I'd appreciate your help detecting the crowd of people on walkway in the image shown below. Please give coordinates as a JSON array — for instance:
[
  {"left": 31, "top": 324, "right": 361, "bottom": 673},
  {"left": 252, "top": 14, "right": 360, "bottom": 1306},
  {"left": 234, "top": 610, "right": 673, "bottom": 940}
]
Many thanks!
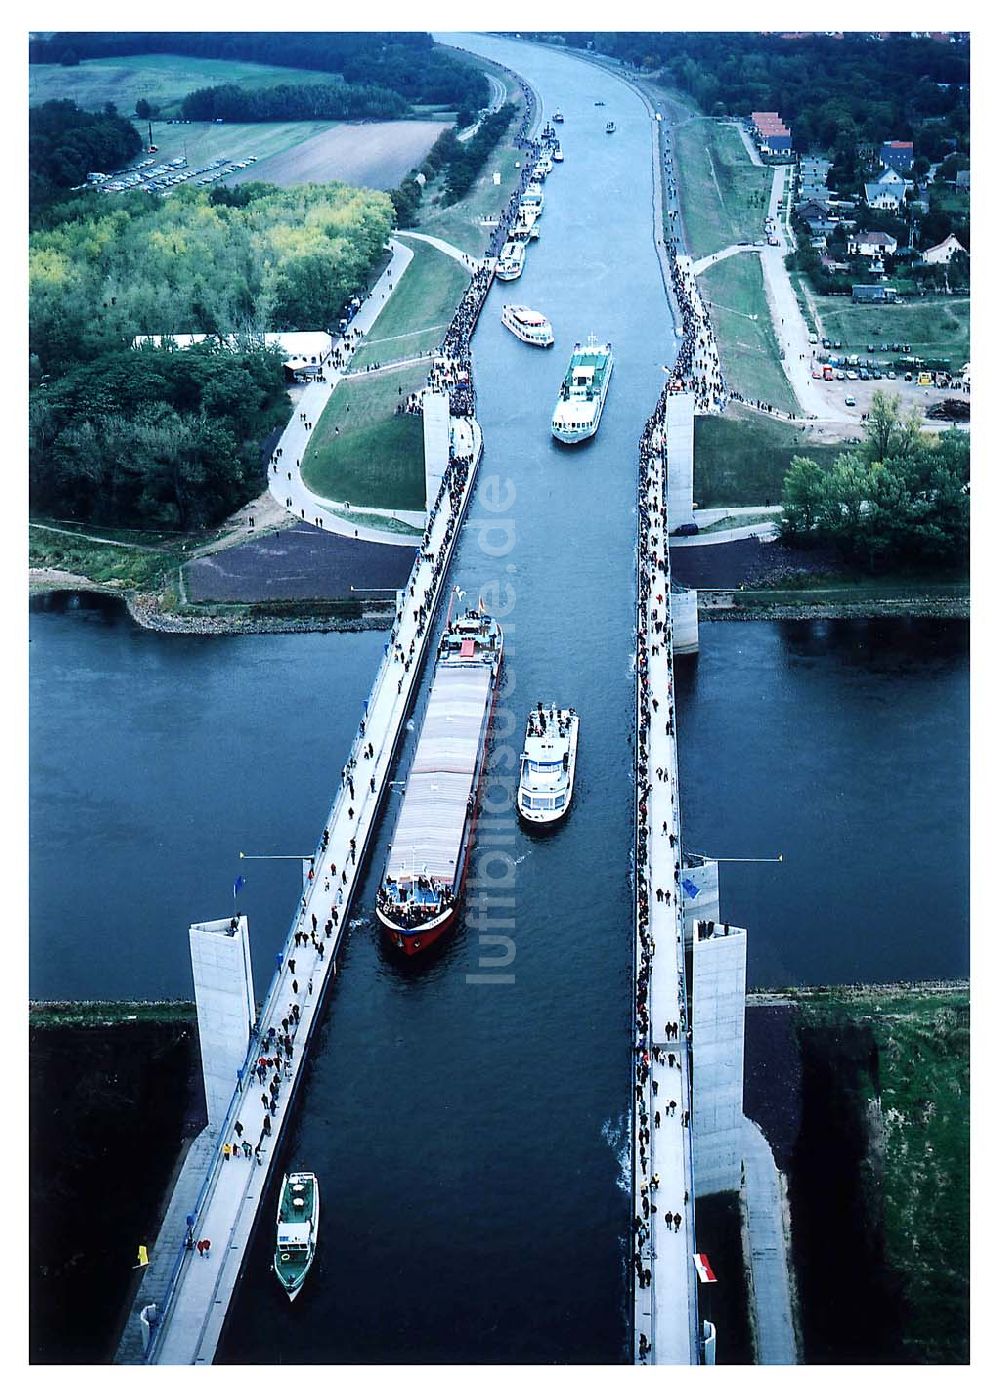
[
  {"left": 658, "top": 140, "right": 726, "bottom": 414},
  {"left": 632, "top": 400, "right": 695, "bottom": 1363}
]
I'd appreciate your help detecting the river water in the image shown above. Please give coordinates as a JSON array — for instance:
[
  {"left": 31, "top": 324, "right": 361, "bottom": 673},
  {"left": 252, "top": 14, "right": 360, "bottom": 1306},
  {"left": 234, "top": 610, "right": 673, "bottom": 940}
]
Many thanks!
[{"left": 28, "top": 34, "right": 968, "bottom": 1364}]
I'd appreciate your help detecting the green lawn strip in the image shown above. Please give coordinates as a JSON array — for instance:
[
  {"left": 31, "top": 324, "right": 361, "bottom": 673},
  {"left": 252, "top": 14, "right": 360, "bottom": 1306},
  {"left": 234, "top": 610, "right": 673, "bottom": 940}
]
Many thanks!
[
  {"left": 811, "top": 297, "right": 970, "bottom": 370},
  {"left": 127, "top": 120, "right": 339, "bottom": 175},
  {"left": 350, "top": 238, "right": 469, "bottom": 369},
  {"left": 674, "top": 118, "right": 771, "bottom": 260},
  {"left": 800, "top": 988, "right": 969, "bottom": 1364},
  {"left": 698, "top": 256, "right": 798, "bottom": 415},
  {"left": 693, "top": 409, "right": 843, "bottom": 508},
  {"left": 302, "top": 363, "right": 429, "bottom": 510},
  {"left": 29, "top": 54, "right": 339, "bottom": 115},
  {"left": 30, "top": 1000, "right": 196, "bottom": 1027},
  {"left": 322, "top": 508, "right": 421, "bottom": 537},
  {"left": 696, "top": 509, "right": 781, "bottom": 534}
]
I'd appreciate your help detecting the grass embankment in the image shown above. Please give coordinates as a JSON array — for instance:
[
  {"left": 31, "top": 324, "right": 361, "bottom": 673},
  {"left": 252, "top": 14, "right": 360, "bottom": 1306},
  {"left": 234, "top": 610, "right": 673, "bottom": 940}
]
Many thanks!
[
  {"left": 30, "top": 1000, "right": 196, "bottom": 1027},
  {"left": 694, "top": 407, "right": 842, "bottom": 507},
  {"left": 810, "top": 297, "right": 970, "bottom": 371},
  {"left": 698, "top": 256, "right": 798, "bottom": 414},
  {"left": 28, "top": 53, "right": 340, "bottom": 115},
  {"left": 673, "top": 118, "right": 772, "bottom": 260},
  {"left": 350, "top": 238, "right": 470, "bottom": 369},
  {"left": 415, "top": 77, "right": 525, "bottom": 257},
  {"left": 798, "top": 985, "right": 969, "bottom": 1364},
  {"left": 29, "top": 522, "right": 188, "bottom": 590},
  {"left": 302, "top": 362, "right": 430, "bottom": 511}
]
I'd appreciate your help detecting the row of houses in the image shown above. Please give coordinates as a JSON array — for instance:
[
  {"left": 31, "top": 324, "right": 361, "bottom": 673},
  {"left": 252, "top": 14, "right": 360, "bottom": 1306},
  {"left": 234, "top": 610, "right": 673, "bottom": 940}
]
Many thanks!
[
  {"left": 749, "top": 110, "right": 793, "bottom": 155},
  {"left": 794, "top": 140, "right": 967, "bottom": 274}
]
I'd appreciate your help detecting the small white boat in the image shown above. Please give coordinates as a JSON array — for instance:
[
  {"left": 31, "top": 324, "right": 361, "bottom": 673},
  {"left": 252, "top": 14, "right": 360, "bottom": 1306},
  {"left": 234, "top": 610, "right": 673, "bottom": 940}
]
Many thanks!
[
  {"left": 553, "top": 110, "right": 565, "bottom": 123},
  {"left": 502, "top": 304, "right": 554, "bottom": 347},
  {"left": 274, "top": 1172, "right": 319, "bottom": 1302},
  {"left": 496, "top": 240, "right": 527, "bottom": 281},
  {"left": 552, "top": 145, "right": 564, "bottom": 163},
  {"left": 606, "top": 121, "right": 616, "bottom": 134},
  {"left": 517, "top": 705, "right": 579, "bottom": 825}
]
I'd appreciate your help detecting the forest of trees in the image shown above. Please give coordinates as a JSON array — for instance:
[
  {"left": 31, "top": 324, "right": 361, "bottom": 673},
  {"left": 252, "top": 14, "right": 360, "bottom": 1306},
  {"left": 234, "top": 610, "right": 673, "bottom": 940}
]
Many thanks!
[
  {"left": 179, "top": 80, "right": 407, "bottom": 123},
  {"left": 29, "top": 182, "right": 393, "bottom": 529},
  {"left": 29, "top": 31, "right": 489, "bottom": 123},
  {"left": 780, "top": 392, "right": 969, "bottom": 571},
  {"left": 29, "top": 99, "right": 142, "bottom": 208},
  {"left": 548, "top": 32, "right": 969, "bottom": 161}
]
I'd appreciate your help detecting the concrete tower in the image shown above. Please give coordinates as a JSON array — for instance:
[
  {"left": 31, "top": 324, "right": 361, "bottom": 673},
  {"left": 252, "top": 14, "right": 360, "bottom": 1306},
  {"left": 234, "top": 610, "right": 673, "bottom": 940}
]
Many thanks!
[{"left": 188, "top": 916, "right": 256, "bottom": 1129}]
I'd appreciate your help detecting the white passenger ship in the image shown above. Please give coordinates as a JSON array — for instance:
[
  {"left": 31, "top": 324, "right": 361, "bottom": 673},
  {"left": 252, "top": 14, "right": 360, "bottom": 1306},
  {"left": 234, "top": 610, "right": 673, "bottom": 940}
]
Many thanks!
[
  {"left": 551, "top": 338, "right": 614, "bottom": 443},
  {"left": 501, "top": 304, "right": 554, "bottom": 347},
  {"left": 496, "top": 240, "right": 527, "bottom": 281},
  {"left": 517, "top": 704, "right": 579, "bottom": 825}
]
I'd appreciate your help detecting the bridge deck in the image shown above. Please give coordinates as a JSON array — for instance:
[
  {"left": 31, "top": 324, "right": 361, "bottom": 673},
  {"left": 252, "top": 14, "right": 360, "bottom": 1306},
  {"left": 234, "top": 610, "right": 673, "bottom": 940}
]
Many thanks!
[
  {"left": 133, "top": 418, "right": 482, "bottom": 1365},
  {"left": 633, "top": 430, "right": 699, "bottom": 1365}
]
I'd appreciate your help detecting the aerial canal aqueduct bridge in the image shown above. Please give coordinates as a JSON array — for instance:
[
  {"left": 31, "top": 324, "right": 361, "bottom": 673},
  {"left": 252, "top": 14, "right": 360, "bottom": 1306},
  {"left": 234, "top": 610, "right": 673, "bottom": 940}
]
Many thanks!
[{"left": 118, "top": 398, "right": 484, "bottom": 1365}]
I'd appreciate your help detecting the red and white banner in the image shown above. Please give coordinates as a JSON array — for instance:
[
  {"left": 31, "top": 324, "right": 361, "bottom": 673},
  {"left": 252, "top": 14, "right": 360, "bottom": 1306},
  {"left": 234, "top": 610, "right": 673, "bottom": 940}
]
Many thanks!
[{"left": 693, "top": 1253, "right": 717, "bottom": 1284}]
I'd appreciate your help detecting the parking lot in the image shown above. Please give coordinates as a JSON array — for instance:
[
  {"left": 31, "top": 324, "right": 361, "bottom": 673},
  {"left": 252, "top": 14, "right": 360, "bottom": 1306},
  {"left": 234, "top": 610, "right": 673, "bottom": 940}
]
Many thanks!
[
  {"left": 88, "top": 151, "right": 260, "bottom": 195},
  {"left": 807, "top": 336, "right": 969, "bottom": 424}
]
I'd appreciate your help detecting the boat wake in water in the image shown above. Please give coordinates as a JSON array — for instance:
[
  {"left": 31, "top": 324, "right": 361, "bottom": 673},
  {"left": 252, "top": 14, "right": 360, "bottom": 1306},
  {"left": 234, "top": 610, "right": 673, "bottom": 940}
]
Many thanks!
[{"left": 601, "top": 1115, "right": 631, "bottom": 1194}]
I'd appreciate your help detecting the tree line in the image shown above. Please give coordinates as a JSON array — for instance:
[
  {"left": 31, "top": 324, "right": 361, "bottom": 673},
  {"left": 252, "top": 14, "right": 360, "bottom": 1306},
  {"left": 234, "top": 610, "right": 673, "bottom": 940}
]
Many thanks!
[
  {"left": 180, "top": 80, "right": 408, "bottom": 123},
  {"left": 781, "top": 392, "right": 969, "bottom": 571},
  {"left": 30, "top": 181, "right": 393, "bottom": 530},
  {"left": 30, "top": 99, "right": 142, "bottom": 208},
  {"left": 391, "top": 103, "right": 516, "bottom": 226},
  {"left": 29, "top": 31, "right": 488, "bottom": 123},
  {"left": 547, "top": 32, "right": 969, "bottom": 163}
]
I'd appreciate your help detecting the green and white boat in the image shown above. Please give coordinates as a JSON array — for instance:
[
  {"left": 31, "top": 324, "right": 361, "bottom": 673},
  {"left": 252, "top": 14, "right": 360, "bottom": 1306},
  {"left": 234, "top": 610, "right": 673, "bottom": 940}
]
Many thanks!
[
  {"left": 274, "top": 1171, "right": 319, "bottom": 1301},
  {"left": 551, "top": 337, "right": 614, "bottom": 443}
]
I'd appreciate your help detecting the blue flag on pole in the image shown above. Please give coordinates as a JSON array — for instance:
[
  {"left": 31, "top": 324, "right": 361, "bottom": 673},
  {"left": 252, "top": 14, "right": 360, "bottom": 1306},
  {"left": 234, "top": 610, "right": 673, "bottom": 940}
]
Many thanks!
[{"left": 233, "top": 874, "right": 246, "bottom": 900}]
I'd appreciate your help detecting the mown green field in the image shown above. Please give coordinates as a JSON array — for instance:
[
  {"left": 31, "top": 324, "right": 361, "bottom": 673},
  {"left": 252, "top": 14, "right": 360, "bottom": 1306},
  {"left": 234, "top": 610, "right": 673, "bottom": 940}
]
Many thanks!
[
  {"left": 351, "top": 237, "right": 470, "bottom": 368},
  {"left": 302, "top": 363, "right": 430, "bottom": 510},
  {"left": 29, "top": 522, "right": 185, "bottom": 589},
  {"left": 698, "top": 255, "right": 798, "bottom": 414},
  {"left": 673, "top": 118, "right": 772, "bottom": 260},
  {"left": 799, "top": 985, "right": 969, "bottom": 1365},
  {"left": 694, "top": 408, "right": 843, "bottom": 507},
  {"left": 29, "top": 54, "right": 340, "bottom": 116},
  {"left": 813, "top": 297, "right": 970, "bottom": 370},
  {"left": 115, "top": 120, "right": 340, "bottom": 176}
]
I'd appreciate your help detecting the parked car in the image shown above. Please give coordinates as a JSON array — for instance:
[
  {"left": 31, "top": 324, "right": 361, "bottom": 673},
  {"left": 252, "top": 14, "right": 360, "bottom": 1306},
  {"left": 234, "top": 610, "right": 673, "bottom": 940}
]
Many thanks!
[
  {"left": 673, "top": 522, "right": 699, "bottom": 537},
  {"left": 811, "top": 370, "right": 822, "bottom": 379},
  {"left": 833, "top": 341, "right": 842, "bottom": 349},
  {"left": 870, "top": 370, "right": 882, "bottom": 380},
  {"left": 822, "top": 338, "right": 831, "bottom": 349},
  {"left": 859, "top": 370, "right": 870, "bottom": 381},
  {"left": 808, "top": 333, "right": 818, "bottom": 344},
  {"left": 887, "top": 371, "right": 896, "bottom": 379},
  {"left": 846, "top": 370, "right": 858, "bottom": 380},
  {"left": 845, "top": 395, "right": 857, "bottom": 406},
  {"left": 836, "top": 370, "right": 846, "bottom": 380}
]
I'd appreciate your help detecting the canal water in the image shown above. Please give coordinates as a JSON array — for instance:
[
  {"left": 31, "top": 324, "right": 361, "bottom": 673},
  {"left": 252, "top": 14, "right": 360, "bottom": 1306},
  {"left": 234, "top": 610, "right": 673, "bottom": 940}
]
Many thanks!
[{"left": 28, "top": 35, "right": 969, "bottom": 1364}]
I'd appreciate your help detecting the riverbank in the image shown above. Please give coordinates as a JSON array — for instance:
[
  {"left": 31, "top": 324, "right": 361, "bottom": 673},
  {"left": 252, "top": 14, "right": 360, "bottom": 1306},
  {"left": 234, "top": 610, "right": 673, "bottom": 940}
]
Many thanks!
[
  {"left": 745, "top": 981, "right": 969, "bottom": 1365},
  {"left": 699, "top": 589, "right": 969, "bottom": 621},
  {"left": 29, "top": 1007, "right": 204, "bottom": 1363}
]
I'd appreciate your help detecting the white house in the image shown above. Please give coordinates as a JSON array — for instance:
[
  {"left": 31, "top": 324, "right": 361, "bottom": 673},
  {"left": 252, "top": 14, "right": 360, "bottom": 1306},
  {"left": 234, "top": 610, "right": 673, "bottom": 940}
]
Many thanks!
[
  {"left": 847, "top": 231, "right": 898, "bottom": 258},
  {"left": 877, "top": 167, "right": 906, "bottom": 187},
  {"left": 922, "top": 233, "right": 967, "bottom": 265},
  {"left": 864, "top": 182, "right": 902, "bottom": 210}
]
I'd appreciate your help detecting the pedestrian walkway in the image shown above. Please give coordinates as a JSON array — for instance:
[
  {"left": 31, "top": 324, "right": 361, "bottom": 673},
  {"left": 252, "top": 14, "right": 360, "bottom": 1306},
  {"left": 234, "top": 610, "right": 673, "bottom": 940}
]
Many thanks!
[
  {"left": 136, "top": 418, "right": 484, "bottom": 1366},
  {"left": 264, "top": 239, "right": 426, "bottom": 546},
  {"left": 742, "top": 1116, "right": 798, "bottom": 1364},
  {"left": 397, "top": 230, "right": 485, "bottom": 270},
  {"left": 633, "top": 427, "right": 699, "bottom": 1367}
]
